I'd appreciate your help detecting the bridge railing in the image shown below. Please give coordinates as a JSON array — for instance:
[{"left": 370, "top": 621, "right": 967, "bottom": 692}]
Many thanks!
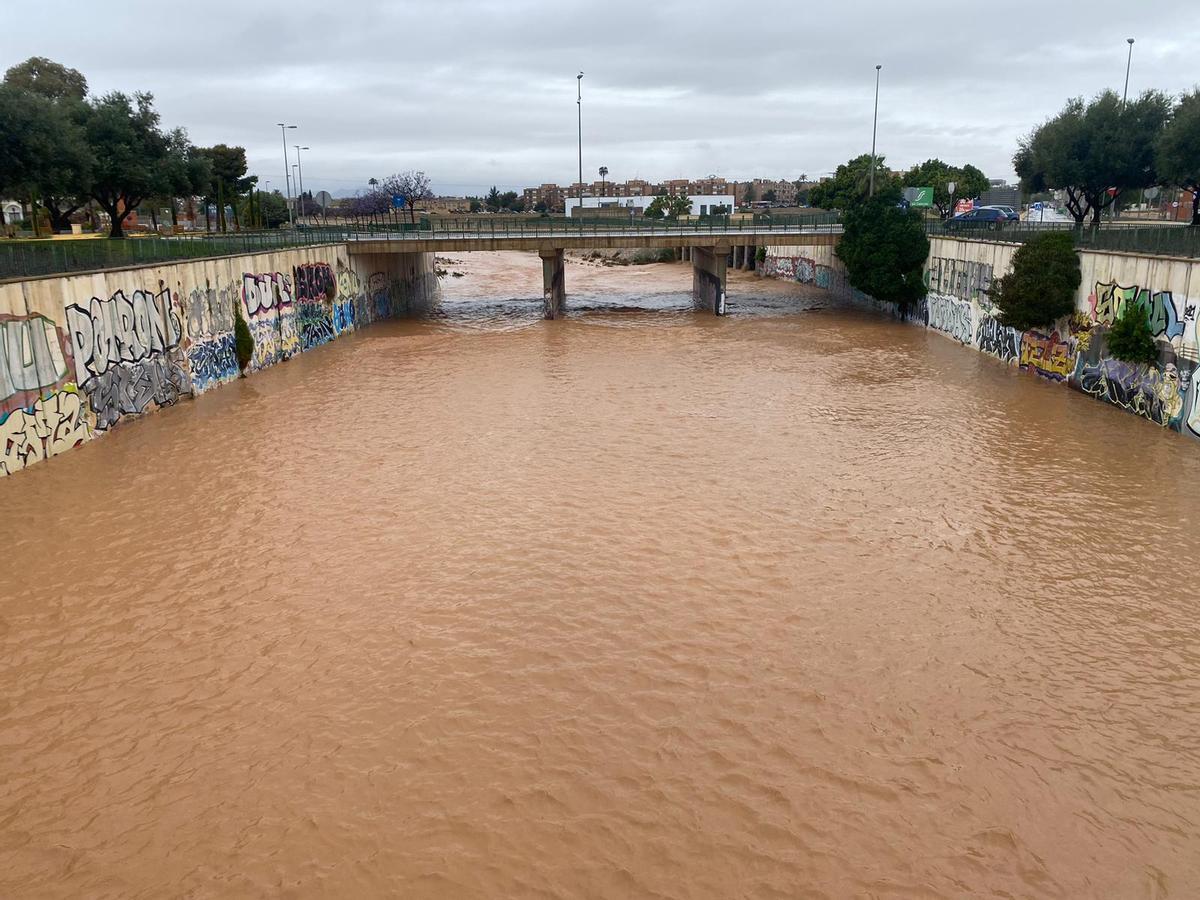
[
  {"left": 342, "top": 211, "right": 842, "bottom": 240},
  {"left": 0, "top": 214, "right": 845, "bottom": 281}
]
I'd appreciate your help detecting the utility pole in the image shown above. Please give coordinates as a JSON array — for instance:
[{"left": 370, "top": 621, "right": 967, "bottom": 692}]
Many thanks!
[
  {"left": 1123, "top": 38, "right": 1135, "bottom": 106},
  {"left": 277, "top": 123, "right": 297, "bottom": 227},
  {"left": 869, "top": 65, "right": 882, "bottom": 197},
  {"left": 577, "top": 72, "right": 584, "bottom": 214},
  {"left": 295, "top": 145, "right": 309, "bottom": 223}
]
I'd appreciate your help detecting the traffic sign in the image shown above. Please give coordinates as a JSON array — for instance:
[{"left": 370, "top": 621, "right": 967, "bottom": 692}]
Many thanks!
[{"left": 392, "top": 194, "right": 406, "bottom": 209}]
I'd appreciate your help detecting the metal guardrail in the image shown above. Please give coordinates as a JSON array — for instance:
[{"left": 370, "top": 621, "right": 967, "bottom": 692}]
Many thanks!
[
  {"left": 1, "top": 217, "right": 845, "bottom": 280},
  {"left": 928, "top": 220, "right": 1200, "bottom": 259}
]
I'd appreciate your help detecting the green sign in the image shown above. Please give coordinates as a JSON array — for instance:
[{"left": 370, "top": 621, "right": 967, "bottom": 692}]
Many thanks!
[{"left": 911, "top": 187, "right": 934, "bottom": 208}]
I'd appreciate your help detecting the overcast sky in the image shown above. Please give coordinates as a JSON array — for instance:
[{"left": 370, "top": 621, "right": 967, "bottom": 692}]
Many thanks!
[{"left": 5, "top": 1, "right": 1198, "bottom": 198}]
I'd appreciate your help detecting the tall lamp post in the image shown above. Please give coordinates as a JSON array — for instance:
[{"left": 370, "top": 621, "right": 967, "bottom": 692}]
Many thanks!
[
  {"left": 577, "top": 72, "right": 584, "bottom": 212},
  {"left": 1122, "top": 37, "right": 1135, "bottom": 105},
  {"left": 277, "top": 123, "right": 297, "bottom": 226},
  {"left": 868, "top": 64, "right": 882, "bottom": 197},
  {"left": 294, "top": 145, "right": 309, "bottom": 223}
]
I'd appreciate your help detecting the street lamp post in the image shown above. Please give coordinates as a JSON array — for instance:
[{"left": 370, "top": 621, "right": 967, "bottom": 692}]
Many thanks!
[
  {"left": 292, "top": 164, "right": 299, "bottom": 222},
  {"left": 577, "top": 72, "right": 584, "bottom": 212},
  {"left": 277, "top": 123, "right": 297, "bottom": 226},
  {"left": 294, "top": 145, "right": 309, "bottom": 223},
  {"left": 1123, "top": 38, "right": 1135, "bottom": 105},
  {"left": 868, "top": 65, "right": 882, "bottom": 197}
]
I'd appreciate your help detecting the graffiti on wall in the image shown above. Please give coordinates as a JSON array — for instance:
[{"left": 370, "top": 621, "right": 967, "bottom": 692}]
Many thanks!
[
  {"left": 65, "top": 288, "right": 192, "bottom": 430},
  {"left": 1019, "top": 329, "right": 1076, "bottom": 381},
  {"left": 368, "top": 273, "right": 391, "bottom": 320},
  {"left": 975, "top": 314, "right": 1021, "bottom": 364},
  {"left": 335, "top": 267, "right": 364, "bottom": 333},
  {"left": 1078, "top": 358, "right": 1184, "bottom": 427},
  {"left": 762, "top": 255, "right": 817, "bottom": 284},
  {"left": 184, "top": 284, "right": 239, "bottom": 391},
  {"left": 2, "top": 313, "right": 73, "bottom": 415},
  {"left": 242, "top": 272, "right": 299, "bottom": 368},
  {"left": 1, "top": 387, "right": 89, "bottom": 476},
  {"left": 1089, "top": 281, "right": 1186, "bottom": 341},
  {"left": 927, "top": 293, "right": 973, "bottom": 344},
  {"left": 928, "top": 258, "right": 993, "bottom": 303},
  {"left": 294, "top": 263, "right": 336, "bottom": 351}
]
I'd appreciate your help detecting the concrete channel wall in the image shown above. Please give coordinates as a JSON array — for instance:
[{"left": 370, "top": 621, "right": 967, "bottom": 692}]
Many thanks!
[
  {"left": 1, "top": 243, "right": 435, "bottom": 478},
  {"left": 762, "top": 237, "right": 1200, "bottom": 440}
]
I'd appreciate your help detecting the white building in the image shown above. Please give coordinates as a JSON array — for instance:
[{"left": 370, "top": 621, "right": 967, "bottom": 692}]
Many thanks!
[
  {"left": 564, "top": 194, "right": 735, "bottom": 218},
  {"left": 2, "top": 199, "right": 23, "bottom": 223}
]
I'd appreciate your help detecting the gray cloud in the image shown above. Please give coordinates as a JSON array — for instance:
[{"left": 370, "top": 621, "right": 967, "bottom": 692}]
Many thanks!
[{"left": 6, "top": 0, "right": 1198, "bottom": 196}]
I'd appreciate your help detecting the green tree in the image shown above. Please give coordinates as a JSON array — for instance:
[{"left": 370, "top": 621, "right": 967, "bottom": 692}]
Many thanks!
[
  {"left": 3, "top": 56, "right": 87, "bottom": 102},
  {"left": 903, "top": 158, "right": 989, "bottom": 218},
  {"left": 989, "top": 232, "right": 1080, "bottom": 331},
  {"left": 258, "top": 189, "right": 289, "bottom": 228},
  {"left": 234, "top": 301, "right": 254, "bottom": 373},
  {"left": 498, "top": 190, "right": 519, "bottom": 210},
  {"left": 485, "top": 185, "right": 502, "bottom": 212},
  {"left": 810, "top": 154, "right": 901, "bottom": 210},
  {"left": 1157, "top": 90, "right": 1200, "bottom": 227},
  {"left": 533, "top": 200, "right": 548, "bottom": 214},
  {"left": 762, "top": 188, "right": 777, "bottom": 203},
  {"left": 197, "top": 144, "right": 253, "bottom": 231},
  {"left": 835, "top": 193, "right": 929, "bottom": 311},
  {"left": 1, "top": 59, "right": 94, "bottom": 232},
  {"left": 645, "top": 194, "right": 691, "bottom": 219},
  {"left": 85, "top": 91, "right": 192, "bottom": 238},
  {"left": 469, "top": 198, "right": 483, "bottom": 213},
  {"left": 1015, "top": 90, "right": 1173, "bottom": 226},
  {"left": 1106, "top": 297, "right": 1158, "bottom": 364},
  {"left": 742, "top": 181, "right": 756, "bottom": 204}
]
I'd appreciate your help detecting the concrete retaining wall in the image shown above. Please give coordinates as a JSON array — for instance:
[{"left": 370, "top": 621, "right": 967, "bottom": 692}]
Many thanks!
[
  {"left": 1, "top": 243, "right": 434, "bottom": 478},
  {"left": 762, "top": 236, "right": 1200, "bottom": 440}
]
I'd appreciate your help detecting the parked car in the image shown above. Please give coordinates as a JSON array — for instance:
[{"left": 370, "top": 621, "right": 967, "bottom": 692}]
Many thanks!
[
  {"left": 979, "top": 205, "right": 1020, "bottom": 222},
  {"left": 943, "top": 207, "right": 1009, "bottom": 230}
]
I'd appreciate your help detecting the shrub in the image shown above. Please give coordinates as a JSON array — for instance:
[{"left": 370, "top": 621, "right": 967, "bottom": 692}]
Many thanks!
[
  {"left": 234, "top": 300, "right": 254, "bottom": 373},
  {"left": 1106, "top": 299, "right": 1159, "bottom": 365},
  {"left": 836, "top": 193, "right": 930, "bottom": 310},
  {"left": 990, "top": 232, "right": 1080, "bottom": 331}
]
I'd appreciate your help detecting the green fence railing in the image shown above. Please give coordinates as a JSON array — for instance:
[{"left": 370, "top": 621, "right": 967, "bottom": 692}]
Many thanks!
[{"left": 928, "top": 220, "right": 1200, "bottom": 259}]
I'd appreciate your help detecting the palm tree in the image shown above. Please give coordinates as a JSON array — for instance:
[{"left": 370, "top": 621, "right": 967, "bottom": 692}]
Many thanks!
[{"left": 599, "top": 166, "right": 608, "bottom": 196}]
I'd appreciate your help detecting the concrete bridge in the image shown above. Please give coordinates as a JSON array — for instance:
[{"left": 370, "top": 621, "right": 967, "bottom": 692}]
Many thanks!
[{"left": 345, "top": 224, "right": 840, "bottom": 318}]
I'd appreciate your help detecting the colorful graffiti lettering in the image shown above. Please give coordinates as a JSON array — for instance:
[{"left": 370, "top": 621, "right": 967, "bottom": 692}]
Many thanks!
[
  {"left": 0, "top": 388, "right": 90, "bottom": 476},
  {"left": 241, "top": 272, "right": 299, "bottom": 369},
  {"left": 64, "top": 288, "right": 192, "bottom": 430},
  {"left": 1019, "top": 330, "right": 1076, "bottom": 381},
  {"left": 1, "top": 313, "right": 73, "bottom": 416},
  {"left": 975, "top": 315, "right": 1021, "bottom": 364},
  {"left": 294, "top": 263, "right": 336, "bottom": 351},
  {"left": 184, "top": 284, "right": 239, "bottom": 392},
  {"left": 1078, "top": 358, "right": 1182, "bottom": 427},
  {"left": 926, "top": 293, "right": 973, "bottom": 344},
  {"left": 1089, "top": 282, "right": 1185, "bottom": 340}
]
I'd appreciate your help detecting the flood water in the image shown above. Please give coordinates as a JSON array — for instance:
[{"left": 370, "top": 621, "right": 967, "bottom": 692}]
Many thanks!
[{"left": 3, "top": 251, "right": 1200, "bottom": 898}]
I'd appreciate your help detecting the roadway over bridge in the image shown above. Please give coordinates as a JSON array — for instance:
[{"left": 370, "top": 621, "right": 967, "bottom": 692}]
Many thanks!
[{"left": 345, "top": 220, "right": 841, "bottom": 317}]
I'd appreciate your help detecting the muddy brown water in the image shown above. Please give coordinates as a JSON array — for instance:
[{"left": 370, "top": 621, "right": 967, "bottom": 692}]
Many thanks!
[{"left": 3, "top": 252, "right": 1199, "bottom": 898}]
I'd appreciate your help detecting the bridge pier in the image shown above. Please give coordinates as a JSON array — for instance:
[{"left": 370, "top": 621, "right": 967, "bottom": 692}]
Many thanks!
[
  {"left": 692, "top": 244, "right": 728, "bottom": 315},
  {"left": 540, "top": 247, "right": 565, "bottom": 319}
]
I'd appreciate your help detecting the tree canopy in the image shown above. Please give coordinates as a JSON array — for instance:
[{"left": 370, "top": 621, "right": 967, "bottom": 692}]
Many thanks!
[
  {"left": 1157, "top": 89, "right": 1200, "bottom": 226},
  {"left": 809, "top": 154, "right": 901, "bottom": 210},
  {"left": 1014, "top": 89, "right": 1173, "bottom": 226},
  {"left": 989, "top": 232, "right": 1080, "bottom": 331},
  {"left": 3, "top": 56, "right": 87, "bottom": 102},
  {"left": 902, "top": 158, "right": 989, "bottom": 218},
  {"left": 835, "top": 193, "right": 928, "bottom": 310},
  {"left": 644, "top": 194, "right": 691, "bottom": 219}
]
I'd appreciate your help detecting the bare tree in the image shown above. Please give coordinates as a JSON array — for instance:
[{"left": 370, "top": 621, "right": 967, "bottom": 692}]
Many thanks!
[{"left": 382, "top": 171, "right": 433, "bottom": 224}]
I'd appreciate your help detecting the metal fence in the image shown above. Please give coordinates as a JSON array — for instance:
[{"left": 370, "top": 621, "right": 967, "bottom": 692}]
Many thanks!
[
  {"left": 0, "top": 229, "right": 351, "bottom": 281},
  {"left": 927, "top": 220, "right": 1200, "bottom": 259}
]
